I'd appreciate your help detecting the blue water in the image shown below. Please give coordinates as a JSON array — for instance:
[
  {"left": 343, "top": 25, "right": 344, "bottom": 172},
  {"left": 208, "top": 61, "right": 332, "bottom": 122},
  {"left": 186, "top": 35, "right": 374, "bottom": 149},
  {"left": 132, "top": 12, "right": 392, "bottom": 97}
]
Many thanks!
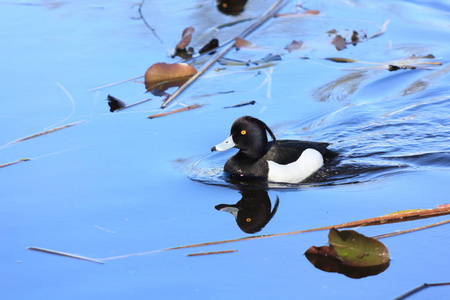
[{"left": 1, "top": 1, "right": 450, "bottom": 299}]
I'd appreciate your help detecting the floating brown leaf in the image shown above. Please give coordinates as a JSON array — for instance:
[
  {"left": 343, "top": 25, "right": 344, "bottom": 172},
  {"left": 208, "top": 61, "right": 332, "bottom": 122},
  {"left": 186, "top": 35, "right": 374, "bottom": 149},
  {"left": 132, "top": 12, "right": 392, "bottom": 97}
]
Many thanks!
[
  {"left": 305, "top": 245, "right": 342, "bottom": 273},
  {"left": 235, "top": 36, "right": 254, "bottom": 50},
  {"left": 285, "top": 40, "right": 303, "bottom": 52},
  {"left": 332, "top": 35, "right": 347, "bottom": 51},
  {"left": 144, "top": 63, "right": 197, "bottom": 92},
  {"left": 176, "top": 26, "right": 195, "bottom": 51}
]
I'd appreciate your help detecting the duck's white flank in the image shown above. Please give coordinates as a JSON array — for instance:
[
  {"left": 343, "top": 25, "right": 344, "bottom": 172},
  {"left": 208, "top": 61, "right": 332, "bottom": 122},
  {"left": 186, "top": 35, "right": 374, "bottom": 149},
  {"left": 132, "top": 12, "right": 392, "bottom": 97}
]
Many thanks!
[{"left": 267, "top": 148, "right": 324, "bottom": 183}]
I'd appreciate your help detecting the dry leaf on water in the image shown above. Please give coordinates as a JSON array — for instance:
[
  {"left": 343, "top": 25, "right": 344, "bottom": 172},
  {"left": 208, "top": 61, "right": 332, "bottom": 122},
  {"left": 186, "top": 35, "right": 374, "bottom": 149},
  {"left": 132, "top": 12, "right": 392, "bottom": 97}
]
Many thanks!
[
  {"left": 235, "top": 36, "right": 254, "bottom": 50},
  {"left": 176, "top": 26, "right": 195, "bottom": 51},
  {"left": 285, "top": 40, "right": 303, "bottom": 53},
  {"left": 332, "top": 35, "right": 347, "bottom": 51},
  {"left": 144, "top": 63, "right": 197, "bottom": 92}
]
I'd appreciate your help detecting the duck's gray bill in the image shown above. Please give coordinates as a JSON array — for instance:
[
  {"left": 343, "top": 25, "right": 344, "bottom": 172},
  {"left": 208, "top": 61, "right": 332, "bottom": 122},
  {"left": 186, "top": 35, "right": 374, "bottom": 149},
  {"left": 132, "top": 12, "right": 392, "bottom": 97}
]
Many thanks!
[{"left": 211, "top": 135, "right": 235, "bottom": 152}]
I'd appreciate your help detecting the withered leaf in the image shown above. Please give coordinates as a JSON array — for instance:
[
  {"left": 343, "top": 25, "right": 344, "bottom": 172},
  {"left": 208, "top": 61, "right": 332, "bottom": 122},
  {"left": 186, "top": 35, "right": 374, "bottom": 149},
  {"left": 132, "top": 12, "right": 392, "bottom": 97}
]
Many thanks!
[
  {"left": 235, "top": 36, "right": 253, "bottom": 50},
  {"left": 332, "top": 35, "right": 347, "bottom": 51},
  {"left": 144, "top": 63, "right": 197, "bottom": 92},
  {"left": 305, "top": 245, "right": 339, "bottom": 257},
  {"left": 285, "top": 40, "right": 303, "bottom": 52},
  {"left": 176, "top": 26, "right": 195, "bottom": 51}
]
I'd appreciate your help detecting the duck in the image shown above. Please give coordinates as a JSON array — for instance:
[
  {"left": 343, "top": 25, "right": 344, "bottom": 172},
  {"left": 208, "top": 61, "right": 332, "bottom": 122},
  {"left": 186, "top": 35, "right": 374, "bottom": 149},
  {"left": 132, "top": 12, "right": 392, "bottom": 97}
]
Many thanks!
[{"left": 211, "top": 116, "right": 337, "bottom": 183}]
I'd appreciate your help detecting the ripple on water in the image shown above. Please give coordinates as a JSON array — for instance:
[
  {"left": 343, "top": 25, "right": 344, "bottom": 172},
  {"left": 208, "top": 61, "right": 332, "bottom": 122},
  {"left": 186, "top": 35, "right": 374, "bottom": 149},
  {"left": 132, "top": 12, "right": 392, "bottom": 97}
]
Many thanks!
[{"left": 180, "top": 94, "right": 450, "bottom": 190}]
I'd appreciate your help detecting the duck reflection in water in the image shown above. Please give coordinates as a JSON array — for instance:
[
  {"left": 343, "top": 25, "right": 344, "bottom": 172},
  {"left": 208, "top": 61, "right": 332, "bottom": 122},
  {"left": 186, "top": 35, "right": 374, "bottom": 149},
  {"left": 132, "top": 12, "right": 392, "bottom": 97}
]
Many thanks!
[{"left": 215, "top": 188, "right": 279, "bottom": 234}]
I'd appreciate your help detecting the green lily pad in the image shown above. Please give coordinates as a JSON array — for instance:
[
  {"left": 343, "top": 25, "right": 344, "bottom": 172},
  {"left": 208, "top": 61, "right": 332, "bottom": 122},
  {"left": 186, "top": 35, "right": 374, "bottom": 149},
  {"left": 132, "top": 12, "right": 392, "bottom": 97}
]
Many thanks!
[{"left": 328, "top": 228, "right": 390, "bottom": 267}]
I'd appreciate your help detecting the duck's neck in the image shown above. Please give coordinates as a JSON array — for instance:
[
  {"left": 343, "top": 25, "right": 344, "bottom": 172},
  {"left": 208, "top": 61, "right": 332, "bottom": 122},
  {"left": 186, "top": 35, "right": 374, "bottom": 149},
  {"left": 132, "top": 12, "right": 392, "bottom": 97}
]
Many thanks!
[{"left": 240, "top": 139, "right": 270, "bottom": 160}]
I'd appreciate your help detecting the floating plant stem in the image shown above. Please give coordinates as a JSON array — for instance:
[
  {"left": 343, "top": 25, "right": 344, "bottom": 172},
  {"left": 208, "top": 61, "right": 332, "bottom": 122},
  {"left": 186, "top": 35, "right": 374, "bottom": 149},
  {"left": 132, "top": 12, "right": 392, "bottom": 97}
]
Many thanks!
[
  {"left": 148, "top": 104, "right": 204, "bottom": 119},
  {"left": 187, "top": 250, "right": 237, "bottom": 257},
  {"left": 0, "top": 158, "right": 30, "bottom": 169},
  {"left": 8, "top": 121, "right": 85, "bottom": 145},
  {"left": 28, "top": 247, "right": 104, "bottom": 264}
]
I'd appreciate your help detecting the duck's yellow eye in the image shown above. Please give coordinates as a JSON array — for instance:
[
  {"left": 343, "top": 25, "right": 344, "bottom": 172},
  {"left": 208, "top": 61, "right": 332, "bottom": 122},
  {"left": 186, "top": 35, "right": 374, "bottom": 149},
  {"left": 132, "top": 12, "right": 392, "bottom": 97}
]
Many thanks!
[
  {"left": 246, "top": 218, "right": 252, "bottom": 222},
  {"left": 241, "top": 130, "right": 246, "bottom": 135}
]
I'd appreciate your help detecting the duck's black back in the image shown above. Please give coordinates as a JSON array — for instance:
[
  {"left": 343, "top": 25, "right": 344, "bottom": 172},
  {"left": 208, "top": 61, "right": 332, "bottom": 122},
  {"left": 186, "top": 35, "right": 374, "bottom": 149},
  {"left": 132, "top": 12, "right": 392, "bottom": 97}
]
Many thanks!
[{"left": 263, "top": 140, "right": 337, "bottom": 165}]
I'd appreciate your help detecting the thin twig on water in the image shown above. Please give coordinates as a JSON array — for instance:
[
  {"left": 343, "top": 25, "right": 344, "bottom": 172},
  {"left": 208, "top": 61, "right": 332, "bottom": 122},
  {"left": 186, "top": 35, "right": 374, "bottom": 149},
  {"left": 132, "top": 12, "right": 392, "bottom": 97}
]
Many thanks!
[
  {"left": 187, "top": 250, "right": 237, "bottom": 257},
  {"left": 29, "top": 207, "right": 449, "bottom": 263},
  {"left": 28, "top": 247, "right": 104, "bottom": 264},
  {"left": 393, "top": 282, "right": 450, "bottom": 300},
  {"left": 372, "top": 219, "right": 450, "bottom": 239},
  {"left": 115, "top": 98, "right": 152, "bottom": 112},
  {"left": 162, "top": 206, "right": 450, "bottom": 251},
  {"left": 88, "top": 75, "right": 145, "bottom": 92},
  {"left": 95, "top": 206, "right": 450, "bottom": 261},
  {"left": 7, "top": 121, "right": 86, "bottom": 145},
  {"left": 148, "top": 104, "right": 204, "bottom": 119},
  {"left": 0, "top": 159, "right": 30, "bottom": 169}
]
